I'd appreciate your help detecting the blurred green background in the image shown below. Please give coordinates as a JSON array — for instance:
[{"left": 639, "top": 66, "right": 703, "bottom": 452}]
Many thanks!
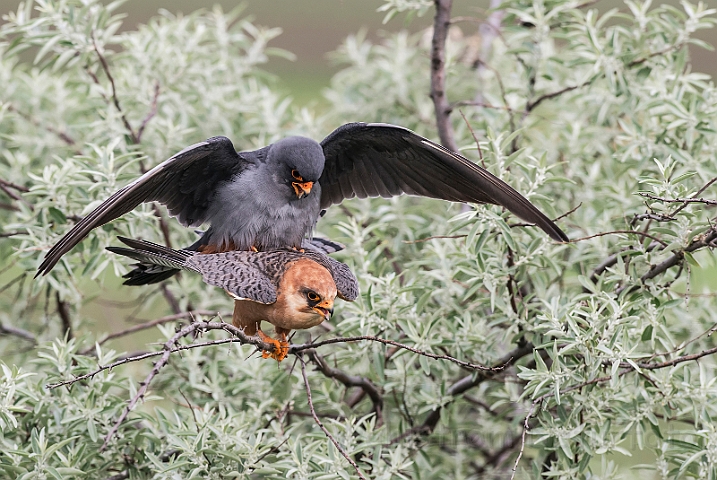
[{"left": 3, "top": 0, "right": 713, "bottom": 105}]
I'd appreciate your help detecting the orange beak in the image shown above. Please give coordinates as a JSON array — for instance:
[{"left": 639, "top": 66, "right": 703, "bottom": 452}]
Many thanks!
[
  {"left": 312, "top": 299, "right": 334, "bottom": 320},
  {"left": 292, "top": 181, "right": 313, "bottom": 199}
]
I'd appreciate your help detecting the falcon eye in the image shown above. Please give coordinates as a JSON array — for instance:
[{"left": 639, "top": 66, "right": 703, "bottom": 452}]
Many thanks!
[
  {"left": 291, "top": 169, "right": 303, "bottom": 181},
  {"left": 306, "top": 291, "right": 320, "bottom": 302}
]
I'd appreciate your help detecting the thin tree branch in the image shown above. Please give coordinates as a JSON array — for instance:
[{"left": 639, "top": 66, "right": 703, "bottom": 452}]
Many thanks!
[
  {"left": 5, "top": 105, "right": 76, "bottom": 147},
  {"left": 0, "top": 323, "right": 37, "bottom": 344},
  {"left": 511, "top": 342, "right": 717, "bottom": 475},
  {"left": 160, "top": 284, "right": 181, "bottom": 314},
  {"left": 56, "top": 291, "right": 73, "bottom": 339},
  {"left": 526, "top": 80, "right": 591, "bottom": 112},
  {"left": 306, "top": 349, "right": 383, "bottom": 425},
  {"left": 472, "top": 432, "right": 523, "bottom": 475},
  {"left": 430, "top": 0, "right": 460, "bottom": 152},
  {"left": 627, "top": 43, "right": 687, "bottom": 68},
  {"left": 47, "top": 321, "right": 271, "bottom": 390},
  {"left": 639, "top": 191, "right": 717, "bottom": 208},
  {"left": 570, "top": 229, "right": 667, "bottom": 247},
  {"left": 667, "top": 177, "right": 717, "bottom": 217},
  {"left": 79, "top": 310, "right": 228, "bottom": 355},
  {"left": 136, "top": 81, "right": 160, "bottom": 143},
  {"left": 0, "top": 178, "right": 30, "bottom": 193},
  {"left": 388, "top": 342, "right": 534, "bottom": 443},
  {"left": 459, "top": 109, "right": 484, "bottom": 165},
  {"left": 639, "top": 226, "right": 717, "bottom": 285},
  {"left": 589, "top": 242, "right": 660, "bottom": 283},
  {"left": 299, "top": 357, "right": 368, "bottom": 480},
  {"left": 98, "top": 319, "right": 270, "bottom": 449},
  {"left": 291, "top": 335, "right": 498, "bottom": 371},
  {"left": 451, "top": 100, "right": 517, "bottom": 113},
  {"left": 91, "top": 33, "right": 139, "bottom": 143}
]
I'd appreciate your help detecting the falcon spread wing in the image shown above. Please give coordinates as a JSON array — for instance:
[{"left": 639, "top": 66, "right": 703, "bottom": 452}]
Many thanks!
[
  {"left": 36, "top": 136, "right": 246, "bottom": 276},
  {"left": 320, "top": 123, "right": 568, "bottom": 242}
]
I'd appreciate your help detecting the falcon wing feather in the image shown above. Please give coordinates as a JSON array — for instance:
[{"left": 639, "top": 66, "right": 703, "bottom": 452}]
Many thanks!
[
  {"left": 320, "top": 123, "right": 568, "bottom": 242},
  {"left": 37, "top": 137, "right": 246, "bottom": 276}
]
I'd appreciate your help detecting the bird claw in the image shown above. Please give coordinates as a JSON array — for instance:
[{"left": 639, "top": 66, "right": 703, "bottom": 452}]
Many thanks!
[{"left": 258, "top": 329, "right": 289, "bottom": 362}]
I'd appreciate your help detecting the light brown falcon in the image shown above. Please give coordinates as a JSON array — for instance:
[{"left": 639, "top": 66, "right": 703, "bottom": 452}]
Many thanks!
[{"left": 107, "top": 237, "right": 359, "bottom": 361}]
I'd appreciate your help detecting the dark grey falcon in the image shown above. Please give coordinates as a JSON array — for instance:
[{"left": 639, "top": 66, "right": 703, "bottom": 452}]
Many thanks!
[{"left": 36, "top": 122, "right": 568, "bottom": 279}]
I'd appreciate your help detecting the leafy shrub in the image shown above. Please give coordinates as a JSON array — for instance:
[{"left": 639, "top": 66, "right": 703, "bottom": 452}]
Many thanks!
[{"left": 1, "top": 0, "right": 717, "bottom": 478}]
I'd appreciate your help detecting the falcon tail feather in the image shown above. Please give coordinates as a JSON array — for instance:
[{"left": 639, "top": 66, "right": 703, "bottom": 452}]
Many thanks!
[{"left": 106, "top": 237, "right": 200, "bottom": 273}]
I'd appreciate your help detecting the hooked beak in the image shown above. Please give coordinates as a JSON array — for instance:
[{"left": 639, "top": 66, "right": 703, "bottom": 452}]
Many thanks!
[
  {"left": 312, "top": 299, "right": 334, "bottom": 320},
  {"left": 292, "top": 181, "right": 313, "bottom": 199}
]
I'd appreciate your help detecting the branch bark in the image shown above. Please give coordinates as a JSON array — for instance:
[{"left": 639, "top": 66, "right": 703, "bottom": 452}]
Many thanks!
[
  {"left": 430, "top": 0, "right": 460, "bottom": 152},
  {"left": 388, "top": 342, "right": 534, "bottom": 443},
  {"left": 305, "top": 349, "right": 383, "bottom": 425}
]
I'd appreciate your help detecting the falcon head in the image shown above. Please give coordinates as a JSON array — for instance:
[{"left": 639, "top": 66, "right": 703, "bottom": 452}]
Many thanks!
[
  {"left": 267, "top": 136, "right": 324, "bottom": 200},
  {"left": 279, "top": 258, "right": 337, "bottom": 329}
]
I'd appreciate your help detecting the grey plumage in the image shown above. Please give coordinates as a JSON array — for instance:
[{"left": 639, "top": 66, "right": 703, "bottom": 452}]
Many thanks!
[
  {"left": 37, "top": 122, "right": 569, "bottom": 278},
  {"left": 107, "top": 237, "right": 359, "bottom": 304}
]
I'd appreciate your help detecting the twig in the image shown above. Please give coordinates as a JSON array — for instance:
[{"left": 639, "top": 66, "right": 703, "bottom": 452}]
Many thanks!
[
  {"left": 403, "top": 234, "right": 467, "bottom": 244},
  {"left": 667, "top": 177, "right": 717, "bottom": 217},
  {"left": 459, "top": 109, "right": 484, "bottom": 165},
  {"left": 0, "top": 272, "right": 26, "bottom": 294},
  {"left": 472, "top": 432, "right": 523, "bottom": 475},
  {"left": 388, "top": 342, "right": 534, "bottom": 443},
  {"left": 0, "top": 178, "right": 30, "bottom": 193},
  {"left": 5, "top": 105, "right": 76, "bottom": 147},
  {"left": 589, "top": 242, "right": 660, "bottom": 283},
  {"left": 79, "top": 310, "right": 227, "bottom": 355},
  {"left": 474, "top": 58, "right": 516, "bottom": 140},
  {"left": 47, "top": 321, "right": 271, "bottom": 390},
  {"left": 511, "top": 402, "right": 537, "bottom": 480},
  {"left": 639, "top": 226, "right": 717, "bottom": 285},
  {"left": 291, "top": 335, "right": 498, "bottom": 371},
  {"left": 56, "top": 292, "right": 73, "bottom": 339},
  {"left": 430, "top": 0, "right": 460, "bottom": 152},
  {"left": 633, "top": 345, "right": 717, "bottom": 371},
  {"left": 646, "top": 323, "right": 717, "bottom": 362},
  {"left": 627, "top": 43, "right": 686, "bottom": 68},
  {"left": 160, "top": 284, "right": 181, "bottom": 314},
  {"left": 306, "top": 349, "right": 383, "bottom": 425},
  {"left": 553, "top": 202, "right": 582, "bottom": 222},
  {"left": 0, "top": 323, "right": 37, "bottom": 344},
  {"left": 471, "top": 0, "right": 505, "bottom": 106},
  {"left": 526, "top": 78, "right": 595, "bottom": 113},
  {"left": 509, "top": 203, "right": 582, "bottom": 229},
  {"left": 91, "top": 33, "right": 139, "bottom": 143},
  {"left": 639, "top": 192, "right": 717, "bottom": 208},
  {"left": 0, "top": 179, "right": 33, "bottom": 210},
  {"left": 99, "top": 320, "right": 269, "bottom": 449},
  {"left": 450, "top": 100, "right": 517, "bottom": 113},
  {"left": 631, "top": 212, "right": 675, "bottom": 224},
  {"left": 136, "top": 81, "right": 160, "bottom": 143},
  {"left": 299, "top": 357, "right": 368, "bottom": 480},
  {"left": 570, "top": 229, "right": 667, "bottom": 247},
  {"left": 152, "top": 204, "right": 173, "bottom": 247}
]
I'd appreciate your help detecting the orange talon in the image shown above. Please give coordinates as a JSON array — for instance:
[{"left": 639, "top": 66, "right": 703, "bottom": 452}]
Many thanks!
[{"left": 257, "top": 328, "right": 289, "bottom": 362}]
